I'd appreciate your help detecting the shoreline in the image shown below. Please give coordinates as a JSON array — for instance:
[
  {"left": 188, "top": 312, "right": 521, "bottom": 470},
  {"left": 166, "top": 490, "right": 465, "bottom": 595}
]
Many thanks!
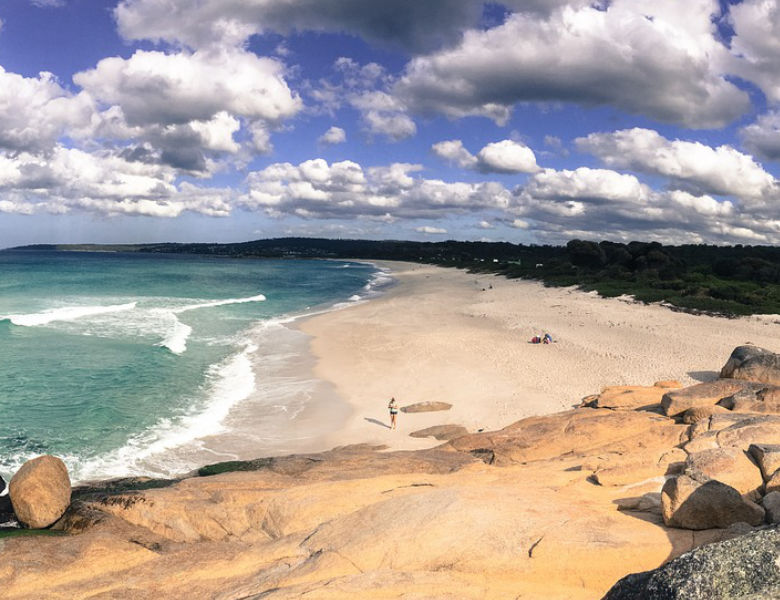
[{"left": 296, "top": 261, "right": 780, "bottom": 453}]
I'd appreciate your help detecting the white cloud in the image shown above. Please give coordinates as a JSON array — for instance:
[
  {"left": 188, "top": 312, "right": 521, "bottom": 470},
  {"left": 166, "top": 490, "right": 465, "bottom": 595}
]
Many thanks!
[
  {"left": 0, "top": 67, "right": 94, "bottom": 152},
  {"left": 512, "top": 166, "right": 779, "bottom": 244},
  {"left": 30, "top": 0, "right": 65, "bottom": 7},
  {"left": 478, "top": 220, "right": 494, "bottom": 229},
  {"left": 477, "top": 140, "right": 539, "bottom": 174},
  {"left": 432, "top": 139, "right": 539, "bottom": 173},
  {"left": 69, "top": 48, "right": 302, "bottom": 173},
  {"left": 416, "top": 226, "right": 447, "bottom": 234},
  {"left": 740, "top": 111, "right": 780, "bottom": 161},
  {"left": 241, "top": 158, "right": 511, "bottom": 219},
  {"left": 0, "top": 146, "right": 234, "bottom": 218},
  {"left": 729, "top": 0, "right": 780, "bottom": 104},
  {"left": 74, "top": 49, "right": 301, "bottom": 127},
  {"left": 510, "top": 219, "right": 530, "bottom": 229},
  {"left": 432, "top": 140, "right": 478, "bottom": 170},
  {"left": 576, "top": 127, "right": 776, "bottom": 202},
  {"left": 319, "top": 126, "right": 346, "bottom": 145},
  {"left": 361, "top": 110, "right": 417, "bottom": 141},
  {"left": 396, "top": 0, "right": 749, "bottom": 128}
]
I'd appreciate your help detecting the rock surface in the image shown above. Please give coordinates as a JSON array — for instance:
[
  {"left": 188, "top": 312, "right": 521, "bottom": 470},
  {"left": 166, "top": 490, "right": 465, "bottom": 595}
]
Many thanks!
[
  {"left": 660, "top": 475, "right": 764, "bottom": 529},
  {"left": 720, "top": 345, "right": 780, "bottom": 386},
  {"left": 681, "top": 404, "right": 730, "bottom": 424},
  {"left": 4, "top": 348, "right": 780, "bottom": 599},
  {"left": 763, "top": 492, "right": 780, "bottom": 524},
  {"left": 8, "top": 455, "right": 71, "bottom": 529},
  {"left": 593, "top": 381, "right": 680, "bottom": 411},
  {"left": 603, "top": 527, "right": 780, "bottom": 600},
  {"left": 684, "top": 448, "right": 763, "bottom": 500},
  {"left": 747, "top": 444, "right": 780, "bottom": 480},
  {"left": 409, "top": 424, "right": 468, "bottom": 440},
  {"left": 400, "top": 401, "right": 452, "bottom": 413},
  {"left": 661, "top": 380, "right": 758, "bottom": 417}
]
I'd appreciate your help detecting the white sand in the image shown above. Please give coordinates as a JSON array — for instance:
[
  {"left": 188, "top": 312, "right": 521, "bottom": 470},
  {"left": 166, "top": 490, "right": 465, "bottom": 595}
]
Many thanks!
[{"left": 296, "top": 261, "right": 780, "bottom": 452}]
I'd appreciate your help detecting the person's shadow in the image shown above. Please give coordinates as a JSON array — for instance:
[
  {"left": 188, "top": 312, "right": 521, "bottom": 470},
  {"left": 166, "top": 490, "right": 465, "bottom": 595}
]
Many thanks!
[{"left": 365, "top": 417, "right": 391, "bottom": 429}]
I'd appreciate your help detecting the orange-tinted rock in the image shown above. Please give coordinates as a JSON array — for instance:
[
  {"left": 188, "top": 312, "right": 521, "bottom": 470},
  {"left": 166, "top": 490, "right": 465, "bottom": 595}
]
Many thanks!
[
  {"left": 9, "top": 455, "right": 71, "bottom": 529},
  {"left": 409, "top": 425, "right": 468, "bottom": 440},
  {"left": 748, "top": 444, "right": 780, "bottom": 481},
  {"left": 401, "top": 401, "right": 452, "bottom": 413},
  {"left": 662, "top": 380, "right": 760, "bottom": 417},
  {"left": 684, "top": 448, "right": 763, "bottom": 500},
  {"left": 447, "top": 408, "right": 686, "bottom": 466},
  {"left": 682, "top": 405, "right": 731, "bottom": 424},
  {"left": 661, "top": 475, "right": 765, "bottom": 529},
  {"left": 593, "top": 385, "right": 667, "bottom": 411}
]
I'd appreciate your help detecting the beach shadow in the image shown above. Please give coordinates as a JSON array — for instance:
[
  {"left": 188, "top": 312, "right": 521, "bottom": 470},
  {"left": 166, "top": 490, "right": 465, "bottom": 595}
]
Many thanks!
[
  {"left": 687, "top": 370, "right": 719, "bottom": 382},
  {"left": 365, "top": 417, "right": 391, "bottom": 429}
]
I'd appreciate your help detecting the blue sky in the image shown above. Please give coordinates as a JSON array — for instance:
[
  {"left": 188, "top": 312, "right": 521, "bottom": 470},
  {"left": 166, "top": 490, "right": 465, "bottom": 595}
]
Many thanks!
[{"left": 0, "top": 0, "right": 779, "bottom": 247}]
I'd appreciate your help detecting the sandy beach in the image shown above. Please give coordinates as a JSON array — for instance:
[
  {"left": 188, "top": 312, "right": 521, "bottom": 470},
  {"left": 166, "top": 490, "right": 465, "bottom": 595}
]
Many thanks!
[{"left": 298, "top": 261, "right": 780, "bottom": 452}]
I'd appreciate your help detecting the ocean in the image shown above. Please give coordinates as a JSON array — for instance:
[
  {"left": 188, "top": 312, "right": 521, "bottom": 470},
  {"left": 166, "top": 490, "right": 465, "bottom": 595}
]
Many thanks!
[{"left": 0, "top": 250, "right": 388, "bottom": 484}]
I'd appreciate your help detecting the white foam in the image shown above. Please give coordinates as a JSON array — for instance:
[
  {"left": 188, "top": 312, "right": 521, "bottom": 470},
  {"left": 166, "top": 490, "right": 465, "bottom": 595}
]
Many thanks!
[
  {"left": 156, "top": 314, "right": 193, "bottom": 355},
  {"left": 174, "top": 294, "right": 266, "bottom": 314},
  {"left": 151, "top": 294, "right": 265, "bottom": 354},
  {"left": 2, "top": 302, "right": 137, "bottom": 327},
  {"left": 69, "top": 339, "right": 259, "bottom": 482}
]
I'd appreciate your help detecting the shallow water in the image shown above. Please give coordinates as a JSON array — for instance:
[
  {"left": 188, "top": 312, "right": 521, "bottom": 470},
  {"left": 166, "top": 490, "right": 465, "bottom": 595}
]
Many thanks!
[{"left": 0, "top": 250, "right": 386, "bottom": 483}]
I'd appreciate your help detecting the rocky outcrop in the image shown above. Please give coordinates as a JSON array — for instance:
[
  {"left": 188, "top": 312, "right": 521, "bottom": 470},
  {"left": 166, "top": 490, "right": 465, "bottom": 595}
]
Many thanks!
[
  {"left": 3, "top": 345, "right": 779, "bottom": 599},
  {"left": 409, "top": 424, "right": 468, "bottom": 440},
  {"left": 661, "top": 380, "right": 759, "bottom": 417},
  {"left": 400, "top": 401, "right": 452, "bottom": 413},
  {"left": 684, "top": 448, "right": 763, "bottom": 500},
  {"left": 721, "top": 345, "right": 780, "bottom": 386},
  {"left": 603, "top": 527, "right": 780, "bottom": 599},
  {"left": 661, "top": 475, "right": 764, "bottom": 529},
  {"left": 8, "top": 455, "right": 71, "bottom": 529},
  {"left": 447, "top": 408, "right": 687, "bottom": 466},
  {"left": 681, "top": 404, "right": 730, "bottom": 424},
  {"left": 720, "top": 385, "right": 780, "bottom": 413},
  {"left": 593, "top": 381, "right": 680, "bottom": 411},
  {"left": 747, "top": 444, "right": 780, "bottom": 481},
  {"left": 763, "top": 492, "right": 780, "bottom": 524}
]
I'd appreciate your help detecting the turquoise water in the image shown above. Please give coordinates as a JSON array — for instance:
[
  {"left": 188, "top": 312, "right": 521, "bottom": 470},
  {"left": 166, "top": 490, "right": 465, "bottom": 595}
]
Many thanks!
[{"left": 0, "top": 251, "right": 385, "bottom": 483}]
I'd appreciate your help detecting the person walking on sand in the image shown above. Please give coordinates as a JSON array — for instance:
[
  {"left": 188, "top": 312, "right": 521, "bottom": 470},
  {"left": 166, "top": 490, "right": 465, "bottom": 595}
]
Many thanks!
[{"left": 388, "top": 397, "right": 398, "bottom": 430}]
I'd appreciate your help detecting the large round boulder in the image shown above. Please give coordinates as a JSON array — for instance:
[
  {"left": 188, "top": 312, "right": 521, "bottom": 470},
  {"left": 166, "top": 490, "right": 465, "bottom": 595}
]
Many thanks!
[
  {"left": 721, "top": 345, "right": 780, "bottom": 386},
  {"left": 9, "top": 455, "right": 71, "bottom": 529}
]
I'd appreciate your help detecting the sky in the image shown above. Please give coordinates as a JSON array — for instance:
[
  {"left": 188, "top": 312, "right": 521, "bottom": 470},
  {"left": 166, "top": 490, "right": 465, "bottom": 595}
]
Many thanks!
[{"left": 0, "top": 0, "right": 779, "bottom": 247}]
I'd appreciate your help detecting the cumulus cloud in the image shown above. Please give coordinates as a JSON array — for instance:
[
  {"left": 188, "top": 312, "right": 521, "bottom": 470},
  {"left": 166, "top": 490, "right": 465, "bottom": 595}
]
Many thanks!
[
  {"left": 512, "top": 166, "right": 779, "bottom": 244},
  {"left": 396, "top": 0, "right": 749, "bottom": 128},
  {"left": 416, "top": 225, "right": 447, "bottom": 234},
  {"left": 74, "top": 49, "right": 300, "bottom": 127},
  {"left": 0, "top": 146, "right": 234, "bottom": 218},
  {"left": 0, "top": 67, "right": 94, "bottom": 152},
  {"left": 241, "top": 158, "right": 511, "bottom": 219},
  {"left": 69, "top": 48, "right": 302, "bottom": 173},
  {"left": 319, "top": 126, "right": 346, "bottom": 145},
  {"left": 433, "top": 139, "right": 539, "bottom": 173},
  {"left": 729, "top": 0, "right": 780, "bottom": 104},
  {"left": 740, "top": 111, "right": 780, "bottom": 161},
  {"left": 576, "top": 128, "right": 777, "bottom": 202}
]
